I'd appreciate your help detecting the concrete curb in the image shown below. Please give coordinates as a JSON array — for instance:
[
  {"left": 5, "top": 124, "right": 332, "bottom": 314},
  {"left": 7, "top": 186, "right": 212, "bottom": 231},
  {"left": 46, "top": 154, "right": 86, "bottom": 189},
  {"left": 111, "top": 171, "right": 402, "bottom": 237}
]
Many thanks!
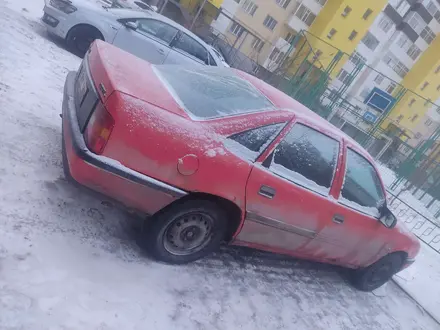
[{"left": 392, "top": 278, "right": 440, "bottom": 326}]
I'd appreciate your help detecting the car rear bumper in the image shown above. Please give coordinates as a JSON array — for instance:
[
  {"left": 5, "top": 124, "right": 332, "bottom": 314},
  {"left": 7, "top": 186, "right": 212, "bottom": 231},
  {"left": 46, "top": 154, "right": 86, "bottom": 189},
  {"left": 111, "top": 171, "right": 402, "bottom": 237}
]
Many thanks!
[
  {"left": 42, "top": 4, "right": 70, "bottom": 39},
  {"left": 62, "top": 71, "right": 187, "bottom": 215}
]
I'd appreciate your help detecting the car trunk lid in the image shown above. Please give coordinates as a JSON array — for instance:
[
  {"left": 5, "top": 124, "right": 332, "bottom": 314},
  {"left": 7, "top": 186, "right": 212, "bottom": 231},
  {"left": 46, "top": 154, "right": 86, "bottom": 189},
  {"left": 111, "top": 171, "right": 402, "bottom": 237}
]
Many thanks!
[{"left": 87, "top": 40, "right": 187, "bottom": 118}]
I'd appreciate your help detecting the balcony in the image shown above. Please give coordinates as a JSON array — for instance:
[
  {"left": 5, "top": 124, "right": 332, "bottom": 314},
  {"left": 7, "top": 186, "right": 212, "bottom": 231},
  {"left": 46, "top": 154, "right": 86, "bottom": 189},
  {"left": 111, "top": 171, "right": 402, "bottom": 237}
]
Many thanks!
[
  {"left": 275, "top": 37, "right": 291, "bottom": 52},
  {"left": 287, "top": 15, "right": 309, "bottom": 32}
]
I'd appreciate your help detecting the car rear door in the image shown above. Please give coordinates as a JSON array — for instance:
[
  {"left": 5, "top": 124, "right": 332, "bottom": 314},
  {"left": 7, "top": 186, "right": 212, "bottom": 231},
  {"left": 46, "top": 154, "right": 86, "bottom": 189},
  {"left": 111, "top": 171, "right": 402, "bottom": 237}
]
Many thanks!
[
  {"left": 112, "top": 18, "right": 178, "bottom": 64},
  {"left": 164, "top": 31, "right": 212, "bottom": 66},
  {"left": 236, "top": 122, "right": 344, "bottom": 259}
]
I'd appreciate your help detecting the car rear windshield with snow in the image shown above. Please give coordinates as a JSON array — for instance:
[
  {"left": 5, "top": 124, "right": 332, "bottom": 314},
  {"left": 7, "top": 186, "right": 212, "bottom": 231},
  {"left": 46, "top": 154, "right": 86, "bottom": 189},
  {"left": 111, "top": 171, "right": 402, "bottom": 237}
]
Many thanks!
[
  {"left": 154, "top": 66, "right": 274, "bottom": 119},
  {"left": 269, "top": 124, "right": 339, "bottom": 195},
  {"left": 341, "top": 149, "right": 385, "bottom": 217}
]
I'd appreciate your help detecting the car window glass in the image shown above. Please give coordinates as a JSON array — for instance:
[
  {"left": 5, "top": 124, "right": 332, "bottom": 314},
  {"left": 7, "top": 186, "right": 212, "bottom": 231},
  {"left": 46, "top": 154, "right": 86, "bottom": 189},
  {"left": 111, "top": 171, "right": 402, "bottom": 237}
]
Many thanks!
[
  {"left": 173, "top": 33, "right": 209, "bottom": 64},
  {"left": 208, "top": 53, "right": 217, "bottom": 66},
  {"left": 269, "top": 124, "right": 339, "bottom": 195},
  {"left": 225, "top": 123, "right": 285, "bottom": 161},
  {"left": 341, "top": 149, "right": 385, "bottom": 217},
  {"left": 136, "top": 19, "right": 178, "bottom": 44}
]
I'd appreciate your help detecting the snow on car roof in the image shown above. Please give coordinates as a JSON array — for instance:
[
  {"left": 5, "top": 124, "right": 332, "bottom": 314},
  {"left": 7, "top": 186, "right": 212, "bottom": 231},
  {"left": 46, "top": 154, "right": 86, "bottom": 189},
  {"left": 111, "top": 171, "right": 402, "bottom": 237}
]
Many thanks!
[{"left": 153, "top": 66, "right": 276, "bottom": 120}]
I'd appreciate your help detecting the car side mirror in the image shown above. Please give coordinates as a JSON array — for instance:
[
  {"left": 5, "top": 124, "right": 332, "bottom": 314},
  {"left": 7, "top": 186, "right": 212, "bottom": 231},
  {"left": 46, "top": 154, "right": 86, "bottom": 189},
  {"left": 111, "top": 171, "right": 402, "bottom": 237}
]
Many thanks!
[
  {"left": 379, "top": 205, "right": 397, "bottom": 229},
  {"left": 125, "top": 21, "right": 138, "bottom": 30}
]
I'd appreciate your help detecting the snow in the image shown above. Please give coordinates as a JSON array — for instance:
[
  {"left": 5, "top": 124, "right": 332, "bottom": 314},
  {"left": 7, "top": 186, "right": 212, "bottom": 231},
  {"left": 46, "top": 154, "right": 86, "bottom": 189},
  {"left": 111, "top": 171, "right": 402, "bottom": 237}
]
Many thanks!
[
  {"left": 394, "top": 242, "right": 440, "bottom": 324},
  {"left": 339, "top": 197, "right": 380, "bottom": 218},
  {"left": 0, "top": 0, "right": 439, "bottom": 329}
]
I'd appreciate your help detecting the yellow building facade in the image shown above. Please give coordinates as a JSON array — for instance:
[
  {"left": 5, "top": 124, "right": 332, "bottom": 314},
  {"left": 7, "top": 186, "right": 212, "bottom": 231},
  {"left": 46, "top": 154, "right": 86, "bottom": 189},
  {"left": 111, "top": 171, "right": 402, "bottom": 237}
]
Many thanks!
[{"left": 386, "top": 35, "right": 440, "bottom": 136}]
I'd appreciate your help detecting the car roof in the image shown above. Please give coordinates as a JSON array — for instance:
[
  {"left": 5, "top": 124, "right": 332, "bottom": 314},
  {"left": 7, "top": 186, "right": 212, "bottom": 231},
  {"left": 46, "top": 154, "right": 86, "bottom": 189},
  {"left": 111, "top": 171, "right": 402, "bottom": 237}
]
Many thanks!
[
  {"left": 234, "top": 70, "right": 373, "bottom": 160},
  {"left": 107, "top": 9, "right": 210, "bottom": 48}
]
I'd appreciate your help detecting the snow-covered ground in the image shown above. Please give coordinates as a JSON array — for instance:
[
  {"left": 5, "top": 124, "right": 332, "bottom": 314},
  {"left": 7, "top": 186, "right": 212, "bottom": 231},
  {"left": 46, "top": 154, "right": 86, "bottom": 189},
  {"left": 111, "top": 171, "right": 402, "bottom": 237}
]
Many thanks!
[{"left": 0, "top": 0, "right": 439, "bottom": 329}]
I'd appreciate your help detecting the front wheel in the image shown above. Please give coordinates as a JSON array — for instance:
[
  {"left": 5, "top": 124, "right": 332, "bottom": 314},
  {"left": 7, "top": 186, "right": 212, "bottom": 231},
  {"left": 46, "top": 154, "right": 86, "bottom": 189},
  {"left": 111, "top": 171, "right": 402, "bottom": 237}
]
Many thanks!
[
  {"left": 143, "top": 200, "right": 228, "bottom": 264},
  {"left": 351, "top": 253, "right": 405, "bottom": 292}
]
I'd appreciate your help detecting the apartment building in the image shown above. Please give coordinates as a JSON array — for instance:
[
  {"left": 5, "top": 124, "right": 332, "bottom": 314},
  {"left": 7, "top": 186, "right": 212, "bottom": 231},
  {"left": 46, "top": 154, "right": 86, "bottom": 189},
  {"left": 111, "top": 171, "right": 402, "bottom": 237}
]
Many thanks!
[
  {"left": 188, "top": 0, "right": 440, "bottom": 152},
  {"left": 327, "top": 0, "right": 440, "bottom": 149},
  {"left": 209, "top": 0, "right": 330, "bottom": 73}
]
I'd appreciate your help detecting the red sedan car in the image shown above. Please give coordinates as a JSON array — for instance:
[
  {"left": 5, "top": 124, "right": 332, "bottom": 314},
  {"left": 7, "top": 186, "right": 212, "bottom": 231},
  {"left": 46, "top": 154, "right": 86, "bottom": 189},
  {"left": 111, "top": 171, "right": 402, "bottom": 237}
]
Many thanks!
[{"left": 61, "top": 41, "right": 419, "bottom": 291}]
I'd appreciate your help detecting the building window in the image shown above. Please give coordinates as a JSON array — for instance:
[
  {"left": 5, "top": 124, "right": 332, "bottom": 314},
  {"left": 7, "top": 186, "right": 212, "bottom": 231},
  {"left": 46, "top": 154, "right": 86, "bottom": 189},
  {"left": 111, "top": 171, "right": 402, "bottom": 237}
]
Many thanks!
[
  {"left": 363, "top": 8, "right": 373, "bottom": 20},
  {"left": 425, "top": 98, "right": 431, "bottom": 106},
  {"left": 436, "top": 66, "right": 440, "bottom": 74},
  {"left": 390, "top": 0, "right": 411, "bottom": 16},
  {"left": 294, "top": 4, "right": 316, "bottom": 26},
  {"left": 230, "top": 22, "right": 245, "bottom": 37},
  {"left": 407, "top": 44, "right": 421, "bottom": 60},
  {"left": 374, "top": 74, "right": 384, "bottom": 84},
  {"left": 383, "top": 52, "right": 409, "bottom": 78},
  {"left": 378, "top": 14, "right": 394, "bottom": 33},
  {"left": 349, "top": 51, "right": 367, "bottom": 65},
  {"left": 437, "top": 84, "right": 440, "bottom": 91},
  {"left": 406, "top": 12, "right": 425, "bottom": 34},
  {"left": 263, "top": 15, "right": 278, "bottom": 30},
  {"left": 409, "top": 98, "right": 416, "bottom": 107},
  {"left": 397, "top": 115, "right": 404, "bottom": 123},
  {"left": 411, "top": 114, "right": 419, "bottom": 122},
  {"left": 327, "top": 28, "right": 337, "bottom": 39},
  {"left": 251, "top": 37, "right": 264, "bottom": 52},
  {"left": 342, "top": 6, "right": 352, "bottom": 17},
  {"left": 420, "top": 26, "right": 436, "bottom": 44},
  {"left": 337, "top": 69, "right": 352, "bottom": 84},
  {"left": 415, "top": 132, "right": 422, "bottom": 139},
  {"left": 312, "top": 50, "right": 323, "bottom": 61},
  {"left": 362, "top": 32, "right": 380, "bottom": 51},
  {"left": 275, "top": 0, "right": 291, "bottom": 9},
  {"left": 426, "top": 119, "right": 433, "bottom": 126},
  {"left": 269, "top": 48, "right": 285, "bottom": 64},
  {"left": 348, "top": 30, "right": 358, "bottom": 41},
  {"left": 315, "top": 0, "right": 327, "bottom": 5},
  {"left": 232, "top": 0, "right": 241, "bottom": 3},
  {"left": 387, "top": 82, "right": 397, "bottom": 94},
  {"left": 421, "top": 82, "right": 429, "bottom": 91},
  {"left": 397, "top": 33, "right": 411, "bottom": 50},
  {"left": 242, "top": 0, "right": 258, "bottom": 16},
  {"left": 285, "top": 32, "right": 295, "bottom": 44}
]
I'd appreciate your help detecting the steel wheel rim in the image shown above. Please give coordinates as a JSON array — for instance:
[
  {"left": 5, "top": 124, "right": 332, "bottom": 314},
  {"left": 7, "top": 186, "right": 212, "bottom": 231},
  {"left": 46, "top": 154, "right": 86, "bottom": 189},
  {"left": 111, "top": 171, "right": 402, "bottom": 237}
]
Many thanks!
[{"left": 163, "top": 212, "right": 214, "bottom": 256}]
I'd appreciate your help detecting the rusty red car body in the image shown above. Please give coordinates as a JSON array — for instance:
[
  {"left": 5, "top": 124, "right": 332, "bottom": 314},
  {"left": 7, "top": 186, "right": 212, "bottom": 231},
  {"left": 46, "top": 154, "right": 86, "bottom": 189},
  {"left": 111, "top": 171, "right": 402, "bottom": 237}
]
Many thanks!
[{"left": 61, "top": 41, "right": 419, "bottom": 291}]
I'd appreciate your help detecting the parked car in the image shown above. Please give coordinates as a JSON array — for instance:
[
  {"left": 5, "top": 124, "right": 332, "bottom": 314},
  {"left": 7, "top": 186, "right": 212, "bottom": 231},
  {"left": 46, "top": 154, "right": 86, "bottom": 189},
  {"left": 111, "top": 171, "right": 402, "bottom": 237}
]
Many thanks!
[
  {"left": 208, "top": 45, "right": 230, "bottom": 67},
  {"left": 42, "top": 0, "right": 224, "bottom": 66},
  {"left": 61, "top": 41, "right": 420, "bottom": 291}
]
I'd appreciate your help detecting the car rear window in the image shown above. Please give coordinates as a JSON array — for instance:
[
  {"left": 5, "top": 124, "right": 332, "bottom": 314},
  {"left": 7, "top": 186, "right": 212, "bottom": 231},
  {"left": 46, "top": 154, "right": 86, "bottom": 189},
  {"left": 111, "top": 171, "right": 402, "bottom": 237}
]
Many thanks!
[{"left": 154, "top": 66, "right": 275, "bottom": 119}]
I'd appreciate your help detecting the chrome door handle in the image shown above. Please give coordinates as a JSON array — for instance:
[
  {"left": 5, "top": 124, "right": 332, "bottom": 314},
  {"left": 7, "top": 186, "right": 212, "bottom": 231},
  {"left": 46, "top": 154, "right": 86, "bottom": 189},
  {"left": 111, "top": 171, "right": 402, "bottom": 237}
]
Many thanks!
[
  {"left": 259, "top": 185, "right": 276, "bottom": 199},
  {"left": 332, "top": 214, "right": 344, "bottom": 224}
]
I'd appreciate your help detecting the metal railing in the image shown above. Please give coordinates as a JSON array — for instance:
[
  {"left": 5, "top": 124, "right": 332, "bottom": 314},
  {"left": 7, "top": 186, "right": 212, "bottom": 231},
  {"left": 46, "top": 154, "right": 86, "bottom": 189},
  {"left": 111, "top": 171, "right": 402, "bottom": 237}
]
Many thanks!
[{"left": 387, "top": 189, "right": 440, "bottom": 254}]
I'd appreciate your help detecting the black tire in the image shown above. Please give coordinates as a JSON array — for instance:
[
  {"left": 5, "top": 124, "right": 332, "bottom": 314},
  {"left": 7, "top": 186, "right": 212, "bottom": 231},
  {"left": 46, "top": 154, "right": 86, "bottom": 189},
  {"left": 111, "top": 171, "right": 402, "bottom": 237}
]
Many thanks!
[
  {"left": 351, "top": 253, "right": 405, "bottom": 292},
  {"left": 66, "top": 25, "right": 103, "bottom": 57},
  {"left": 143, "top": 200, "right": 228, "bottom": 264}
]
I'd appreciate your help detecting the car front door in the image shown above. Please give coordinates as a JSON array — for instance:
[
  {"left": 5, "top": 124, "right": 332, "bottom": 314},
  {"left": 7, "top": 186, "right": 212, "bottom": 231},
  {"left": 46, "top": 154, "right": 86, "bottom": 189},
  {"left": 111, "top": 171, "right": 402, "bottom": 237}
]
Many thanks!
[
  {"left": 326, "top": 146, "right": 389, "bottom": 267},
  {"left": 236, "top": 122, "right": 344, "bottom": 259},
  {"left": 165, "top": 32, "right": 212, "bottom": 66},
  {"left": 112, "top": 18, "right": 178, "bottom": 64}
]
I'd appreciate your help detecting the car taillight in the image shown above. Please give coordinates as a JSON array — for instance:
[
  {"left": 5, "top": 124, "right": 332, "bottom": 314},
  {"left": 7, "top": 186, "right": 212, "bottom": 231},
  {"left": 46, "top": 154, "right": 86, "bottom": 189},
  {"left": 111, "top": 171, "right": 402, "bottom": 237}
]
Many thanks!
[{"left": 84, "top": 103, "right": 114, "bottom": 154}]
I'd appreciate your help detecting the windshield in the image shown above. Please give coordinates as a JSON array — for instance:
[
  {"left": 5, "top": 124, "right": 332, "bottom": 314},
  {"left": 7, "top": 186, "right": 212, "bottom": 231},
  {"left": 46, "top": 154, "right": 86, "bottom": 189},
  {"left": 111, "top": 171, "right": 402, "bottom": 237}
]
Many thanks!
[{"left": 154, "top": 66, "right": 275, "bottom": 119}]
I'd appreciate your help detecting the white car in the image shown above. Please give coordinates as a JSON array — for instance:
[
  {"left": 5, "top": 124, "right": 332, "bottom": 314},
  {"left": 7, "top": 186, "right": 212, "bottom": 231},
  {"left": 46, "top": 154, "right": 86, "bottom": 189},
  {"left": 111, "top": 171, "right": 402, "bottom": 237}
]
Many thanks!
[{"left": 42, "top": 0, "right": 224, "bottom": 66}]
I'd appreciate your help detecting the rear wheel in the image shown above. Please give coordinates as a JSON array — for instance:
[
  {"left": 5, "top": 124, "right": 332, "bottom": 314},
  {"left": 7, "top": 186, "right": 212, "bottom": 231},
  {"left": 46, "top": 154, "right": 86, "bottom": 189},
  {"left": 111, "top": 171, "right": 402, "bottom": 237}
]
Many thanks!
[
  {"left": 351, "top": 253, "right": 405, "bottom": 292},
  {"left": 66, "top": 25, "right": 103, "bottom": 57},
  {"left": 143, "top": 200, "right": 228, "bottom": 264}
]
